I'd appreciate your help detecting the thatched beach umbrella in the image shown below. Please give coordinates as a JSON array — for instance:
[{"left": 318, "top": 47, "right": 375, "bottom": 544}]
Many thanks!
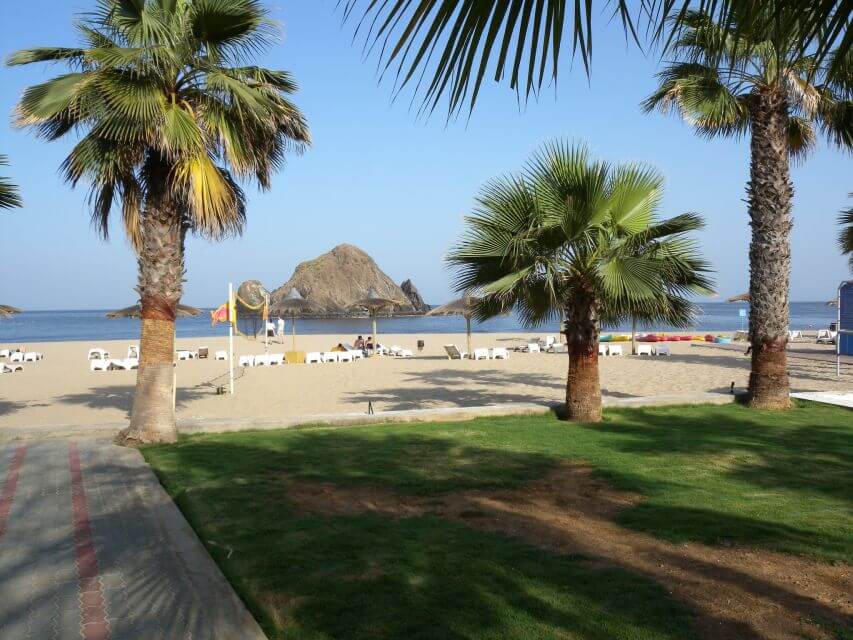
[
  {"left": 426, "top": 295, "right": 480, "bottom": 358},
  {"left": 106, "top": 304, "right": 202, "bottom": 319},
  {"left": 726, "top": 293, "right": 750, "bottom": 303},
  {"left": 348, "top": 288, "right": 402, "bottom": 355},
  {"left": 275, "top": 288, "right": 315, "bottom": 351},
  {"left": 0, "top": 304, "right": 22, "bottom": 318}
]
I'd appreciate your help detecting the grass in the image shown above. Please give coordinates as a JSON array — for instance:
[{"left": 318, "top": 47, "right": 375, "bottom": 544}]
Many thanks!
[{"left": 143, "top": 401, "right": 853, "bottom": 639}]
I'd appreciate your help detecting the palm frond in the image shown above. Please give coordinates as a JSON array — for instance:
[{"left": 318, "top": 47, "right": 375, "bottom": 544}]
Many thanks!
[
  {"left": 838, "top": 194, "right": 853, "bottom": 270},
  {"left": 0, "top": 155, "right": 23, "bottom": 210}
]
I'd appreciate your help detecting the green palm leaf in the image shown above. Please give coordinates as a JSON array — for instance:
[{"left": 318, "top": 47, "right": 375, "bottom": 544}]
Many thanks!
[{"left": 0, "top": 155, "right": 22, "bottom": 210}]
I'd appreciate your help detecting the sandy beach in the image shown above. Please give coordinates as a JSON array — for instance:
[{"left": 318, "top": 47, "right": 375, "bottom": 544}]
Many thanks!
[{"left": 2, "top": 332, "right": 850, "bottom": 432}]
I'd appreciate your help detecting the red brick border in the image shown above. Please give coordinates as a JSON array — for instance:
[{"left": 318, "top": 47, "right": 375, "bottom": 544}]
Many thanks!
[
  {"left": 70, "top": 442, "right": 110, "bottom": 640},
  {"left": 0, "top": 444, "right": 27, "bottom": 540}
]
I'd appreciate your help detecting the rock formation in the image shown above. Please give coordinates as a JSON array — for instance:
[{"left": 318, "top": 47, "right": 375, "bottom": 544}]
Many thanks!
[
  {"left": 400, "top": 279, "right": 429, "bottom": 312},
  {"left": 269, "top": 244, "right": 427, "bottom": 316}
]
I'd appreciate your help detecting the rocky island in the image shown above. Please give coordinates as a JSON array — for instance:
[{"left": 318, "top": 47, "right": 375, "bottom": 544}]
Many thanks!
[{"left": 269, "top": 244, "right": 430, "bottom": 316}]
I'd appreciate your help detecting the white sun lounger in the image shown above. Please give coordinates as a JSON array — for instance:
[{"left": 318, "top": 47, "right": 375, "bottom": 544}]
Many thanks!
[
  {"left": 23, "top": 352, "right": 43, "bottom": 362},
  {"left": 1, "top": 362, "right": 23, "bottom": 373},
  {"left": 527, "top": 342, "right": 541, "bottom": 353},
  {"left": 598, "top": 344, "right": 609, "bottom": 356},
  {"left": 0, "top": 349, "right": 10, "bottom": 359},
  {"left": 254, "top": 354, "right": 271, "bottom": 366},
  {"left": 214, "top": 350, "right": 227, "bottom": 361},
  {"left": 490, "top": 347, "right": 509, "bottom": 360},
  {"left": 90, "top": 358, "right": 111, "bottom": 372},
  {"left": 88, "top": 348, "right": 109, "bottom": 360},
  {"left": 177, "top": 350, "right": 197, "bottom": 361},
  {"left": 389, "top": 346, "right": 413, "bottom": 358},
  {"left": 322, "top": 352, "right": 340, "bottom": 363},
  {"left": 444, "top": 344, "right": 468, "bottom": 360},
  {"left": 473, "top": 348, "right": 490, "bottom": 360},
  {"left": 9, "top": 352, "right": 24, "bottom": 363},
  {"left": 268, "top": 353, "right": 285, "bottom": 365},
  {"left": 239, "top": 355, "right": 255, "bottom": 367},
  {"left": 113, "top": 358, "right": 139, "bottom": 370},
  {"left": 127, "top": 345, "right": 140, "bottom": 359},
  {"left": 654, "top": 345, "right": 670, "bottom": 356},
  {"left": 637, "top": 344, "right": 653, "bottom": 356},
  {"left": 816, "top": 329, "right": 837, "bottom": 344},
  {"left": 337, "top": 351, "right": 354, "bottom": 363},
  {"left": 306, "top": 352, "right": 322, "bottom": 364},
  {"left": 608, "top": 345, "right": 623, "bottom": 356}
]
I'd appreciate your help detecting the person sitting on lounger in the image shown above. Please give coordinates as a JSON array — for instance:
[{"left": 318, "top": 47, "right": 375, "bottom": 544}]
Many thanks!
[
  {"left": 365, "top": 337, "right": 374, "bottom": 351},
  {"left": 354, "top": 335, "right": 365, "bottom": 349}
]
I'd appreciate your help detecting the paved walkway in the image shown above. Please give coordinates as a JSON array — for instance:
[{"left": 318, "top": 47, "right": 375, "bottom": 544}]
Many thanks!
[{"left": 0, "top": 439, "right": 267, "bottom": 640}]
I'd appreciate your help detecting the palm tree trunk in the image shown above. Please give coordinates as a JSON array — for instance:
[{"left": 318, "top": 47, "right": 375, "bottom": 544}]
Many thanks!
[
  {"left": 746, "top": 88, "right": 793, "bottom": 410},
  {"left": 116, "top": 204, "right": 185, "bottom": 445},
  {"left": 565, "top": 296, "right": 602, "bottom": 422}
]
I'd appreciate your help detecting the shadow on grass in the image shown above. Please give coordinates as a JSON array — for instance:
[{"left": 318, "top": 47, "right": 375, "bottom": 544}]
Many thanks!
[{"left": 149, "top": 437, "right": 704, "bottom": 640}]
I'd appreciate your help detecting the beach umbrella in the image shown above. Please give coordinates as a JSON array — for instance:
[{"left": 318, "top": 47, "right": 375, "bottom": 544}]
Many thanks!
[
  {"left": 0, "top": 304, "right": 21, "bottom": 318},
  {"left": 274, "top": 288, "right": 315, "bottom": 351},
  {"left": 105, "top": 304, "right": 202, "bottom": 319},
  {"left": 726, "top": 293, "right": 750, "bottom": 303},
  {"left": 426, "top": 295, "right": 480, "bottom": 358},
  {"left": 348, "top": 288, "right": 402, "bottom": 355}
]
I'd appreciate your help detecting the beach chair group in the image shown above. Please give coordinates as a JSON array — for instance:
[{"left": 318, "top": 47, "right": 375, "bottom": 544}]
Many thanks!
[
  {"left": 239, "top": 353, "right": 286, "bottom": 367},
  {"left": 1, "top": 348, "right": 43, "bottom": 373},
  {"left": 88, "top": 346, "right": 139, "bottom": 371},
  {"left": 443, "top": 345, "right": 509, "bottom": 360},
  {"left": 635, "top": 344, "right": 670, "bottom": 356}
]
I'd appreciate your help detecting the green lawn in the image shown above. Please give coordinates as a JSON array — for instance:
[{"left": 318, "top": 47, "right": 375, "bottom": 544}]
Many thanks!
[{"left": 143, "top": 401, "right": 853, "bottom": 639}]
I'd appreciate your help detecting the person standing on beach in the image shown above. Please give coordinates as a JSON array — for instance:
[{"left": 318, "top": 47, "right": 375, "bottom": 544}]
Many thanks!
[{"left": 277, "top": 317, "right": 285, "bottom": 341}]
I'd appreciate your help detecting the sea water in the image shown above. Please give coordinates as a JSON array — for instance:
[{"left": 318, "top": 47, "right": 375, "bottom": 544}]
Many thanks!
[{"left": 0, "top": 303, "right": 837, "bottom": 344}]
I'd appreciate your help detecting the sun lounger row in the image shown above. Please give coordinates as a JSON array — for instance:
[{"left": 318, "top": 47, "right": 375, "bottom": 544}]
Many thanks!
[
  {"left": 5, "top": 351, "right": 44, "bottom": 362},
  {"left": 444, "top": 345, "right": 509, "bottom": 360},
  {"left": 305, "top": 351, "right": 361, "bottom": 364},
  {"left": 239, "top": 353, "right": 286, "bottom": 367},
  {"left": 90, "top": 358, "right": 139, "bottom": 371},
  {"left": 636, "top": 344, "right": 670, "bottom": 356}
]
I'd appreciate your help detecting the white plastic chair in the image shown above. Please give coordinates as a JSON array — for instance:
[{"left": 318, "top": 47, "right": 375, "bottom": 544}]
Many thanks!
[
  {"left": 655, "top": 345, "right": 671, "bottom": 356},
  {"left": 238, "top": 355, "right": 255, "bottom": 367},
  {"left": 608, "top": 345, "right": 623, "bottom": 356},
  {"left": 306, "top": 352, "right": 322, "bottom": 364},
  {"left": 637, "top": 344, "right": 653, "bottom": 356},
  {"left": 490, "top": 347, "right": 509, "bottom": 360},
  {"left": 598, "top": 344, "right": 609, "bottom": 356},
  {"left": 527, "top": 342, "right": 541, "bottom": 353},
  {"left": 816, "top": 329, "right": 837, "bottom": 344},
  {"left": 214, "top": 350, "right": 227, "bottom": 361},
  {"left": 473, "top": 348, "right": 490, "bottom": 360},
  {"left": 90, "top": 359, "right": 111, "bottom": 372}
]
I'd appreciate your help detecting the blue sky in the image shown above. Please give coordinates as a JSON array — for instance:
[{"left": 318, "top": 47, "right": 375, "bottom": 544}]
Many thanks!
[{"left": 0, "top": 1, "right": 849, "bottom": 310}]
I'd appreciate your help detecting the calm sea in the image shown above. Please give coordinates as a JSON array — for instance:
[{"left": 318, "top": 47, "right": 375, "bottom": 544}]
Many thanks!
[{"left": 0, "top": 303, "right": 837, "bottom": 344}]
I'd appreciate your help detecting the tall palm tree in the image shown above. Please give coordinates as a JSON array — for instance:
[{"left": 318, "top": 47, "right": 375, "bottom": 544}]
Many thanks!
[
  {"left": 642, "top": 8, "right": 851, "bottom": 409},
  {"left": 342, "top": 0, "right": 849, "bottom": 117},
  {"left": 0, "top": 155, "right": 22, "bottom": 209},
  {"left": 9, "top": 0, "right": 309, "bottom": 444},
  {"left": 840, "top": 195, "right": 853, "bottom": 270},
  {"left": 448, "top": 141, "right": 713, "bottom": 422}
]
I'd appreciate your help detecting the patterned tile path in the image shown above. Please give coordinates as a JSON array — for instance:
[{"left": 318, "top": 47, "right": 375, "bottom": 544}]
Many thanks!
[{"left": 0, "top": 439, "right": 267, "bottom": 640}]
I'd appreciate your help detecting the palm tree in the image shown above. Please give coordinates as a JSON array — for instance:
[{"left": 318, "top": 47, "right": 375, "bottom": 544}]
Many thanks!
[
  {"left": 642, "top": 8, "right": 851, "bottom": 409},
  {"left": 342, "top": 0, "right": 849, "bottom": 117},
  {"left": 0, "top": 155, "right": 22, "bottom": 209},
  {"left": 9, "top": 0, "right": 309, "bottom": 444},
  {"left": 448, "top": 141, "right": 713, "bottom": 422},
  {"left": 840, "top": 195, "right": 853, "bottom": 270}
]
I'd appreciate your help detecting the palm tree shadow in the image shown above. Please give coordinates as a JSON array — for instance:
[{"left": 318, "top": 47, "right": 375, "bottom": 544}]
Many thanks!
[{"left": 54, "top": 384, "right": 212, "bottom": 418}]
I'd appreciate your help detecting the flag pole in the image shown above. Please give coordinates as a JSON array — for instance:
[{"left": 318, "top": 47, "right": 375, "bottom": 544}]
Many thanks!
[{"left": 228, "top": 282, "right": 235, "bottom": 395}]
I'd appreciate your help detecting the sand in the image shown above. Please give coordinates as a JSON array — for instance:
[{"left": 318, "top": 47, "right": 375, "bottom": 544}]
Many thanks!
[{"left": 1, "top": 333, "right": 851, "bottom": 431}]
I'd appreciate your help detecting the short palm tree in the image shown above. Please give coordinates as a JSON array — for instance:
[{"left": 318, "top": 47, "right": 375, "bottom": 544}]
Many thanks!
[
  {"left": 840, "top": 195, "right": 853, "bottom": 270},
  {"left": 643, "top": 7, "right": 852, "bottom": 410},
  {"left": 448, "top": 141, "right": 713, "bottom": 422},
  {"left": 0, "top": 155, "right": 22, "bottom": 209},
  {"left": 9, "top": 0, "right": 309, "bottom": 444}
]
